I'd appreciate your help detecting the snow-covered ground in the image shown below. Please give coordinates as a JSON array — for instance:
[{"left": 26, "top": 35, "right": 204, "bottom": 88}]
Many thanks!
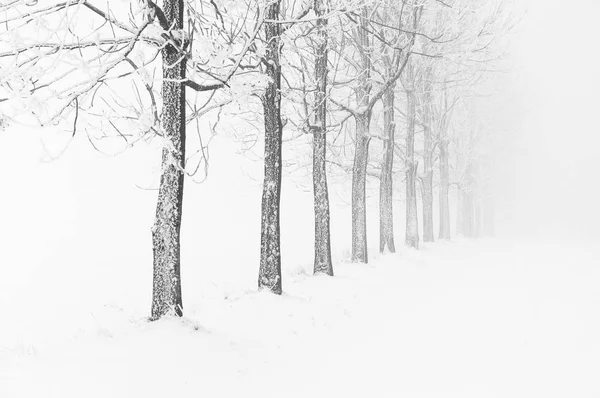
[
  {"left": 1, "top": 129, "right": 599, "bottom": 397},
  {"left": 2, "top": 238, "right": 599, "bottom": 398}
]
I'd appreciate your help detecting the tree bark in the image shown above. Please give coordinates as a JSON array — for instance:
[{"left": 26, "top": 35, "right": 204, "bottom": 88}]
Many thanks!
[
  {"left": 474, "top": 197, "right": 482, "bottom": 238},
  {"left": 421, "top": 88, "right": 434, "bottom": 243},
  {"left": 456, "top": 189, "right": 466, "bottom": 236},
  {"left": 258, "top": 0, "right": 283, "bottom": 294},
  {"left": 379, "top": 86, "right": 396, "bottom": 254},
  {"left": 482, "top": 195, "right": 495, "bottom": 237},
  {"left": 438, "top": 138, "right": 451, "bottom": 240},
  {"left": 150, "top": 0, "right": 186, "bottom": 320},
  {"left": 421, "top": 172, "right": 434, "bottom": 242},
  {"left": 462, "top": 190, "right": 475, "bottom": 237},
  {"left": 352, "top": 115, "right": 371, "bottom": 263},
  {"left": 350, "top": 9, "right": 372, "bottom": 264},
  {"left": 458, "top": 163, "right": 476, "bottom": 238},
  {"left": 312, "top": 0, "right": 333, "bottom": 276},
  {"left": 405, "top": 85, "right": 419, "bottom": 249},
  {"left": 473, "top": 162, "right": 482, "bottom": 238}
]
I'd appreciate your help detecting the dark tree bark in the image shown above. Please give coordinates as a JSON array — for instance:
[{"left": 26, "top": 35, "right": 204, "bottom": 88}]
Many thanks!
[
  {"left": 258, "top": 0, "right": 283, "bottom": 294},
  {"left": 405, "top": 77, "right": 419, "bottom": 249},
  {"left": 150, "top": 0, "right": 187, "bottom": 320},
  {"left": 438, "top": 138, "right": 451, "bottom": 240},
  {"left": 379, "top": 86, "right": 396, "bottom": 254},
  {"left": 312, "top": 0, "right": 334, "bottom": 276}
]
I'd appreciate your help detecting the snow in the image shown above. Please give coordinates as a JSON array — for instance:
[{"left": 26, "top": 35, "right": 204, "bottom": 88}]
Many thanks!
[
  {"left": 0, "top": 125, "right": 599, "bottom": 397},
  {"left": 3, "top": 0, "right": 600, "bottom": 395},
  {"left": 1, "top": 237, "right": 599, "bottom": 397}
]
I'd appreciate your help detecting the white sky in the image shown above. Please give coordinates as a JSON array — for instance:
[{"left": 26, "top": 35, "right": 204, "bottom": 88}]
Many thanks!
[{"left": 494, "top": 0, "right": 600, "bottom": 240}]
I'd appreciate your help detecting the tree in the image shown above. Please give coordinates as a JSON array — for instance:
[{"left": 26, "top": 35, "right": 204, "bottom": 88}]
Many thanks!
[
  {"left": 311, "top": 0, "right": 334, "bottom": 276},
  {"left": 0, "top": 0, "right": 260, "bottom": 319},
  {"left": 258, "top": 0, "right": 284, "bottom": 294},
  {"left": 330, "top": 1, "right": 414, "bottom": 263},
  {"left": 150, "top": 0, "right": 187, "bottom": 319},
  {"left": 403, "top": 58, "right": 420, "bottom": 249},
  {"left": 437, "top": 84, "right": 453, "bottom": 240},
  {"left": 455, "top": 129, "right": 478, "bottom": 238},
  {"left": 407, "top": 0, "right": 515, "bottom": 243},
  {"left": 379, "top": 83, "right": 397, "bottom": 253},
  {"left": 418, "top": 67, "right": 435, "bottom": 243}
]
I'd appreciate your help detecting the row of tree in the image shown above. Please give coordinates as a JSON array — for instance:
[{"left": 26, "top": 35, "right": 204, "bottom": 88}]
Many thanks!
[{"left": 0, "top": 0, "right": 513, "bottom": 320}]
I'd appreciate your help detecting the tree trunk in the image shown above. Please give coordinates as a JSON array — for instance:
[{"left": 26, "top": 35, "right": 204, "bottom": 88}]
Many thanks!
[
  {"left": 421, "top": 89, "right": 434, "bottom": 243},
  {"left": 462, "top": 190, "right": 475, "bottom": 237},
  {"left": 472, "top": 162, "right": 482, "bottom": 238},
  {"left": 457, "top": 169, "right": 475, "bottom": 238},
  {"left": 351, "top": 9, "right": 372, "bottom": 264},
  {"left": 258, "top": 0, "right": 283, "bottom": 294},
  {"left": 461, "top": 164, "right": 475, "bottom": 238},
  {"left": 405, "top": 87, "right": 419, "bottom": 249},
  {"left": 482, "top": 195, "right": 495, "bottom": 237},
  {"left": 379, "top": 87, "right": 396, "bottom": 254},
  {"left": 150, "top": 0, "right": 186, "bottom": 320},
  {"left": 474, "top": 197, "right": 482, "bottom": 238},
  {"left": 312, "top": 0, "right": 333, "bottom": 275},
  {"left": 438, "top": 139, "right": 451, "bottom": 240},
  {"left": 351, "top": 115, "right": 371, "bottom": 263},
  {"left": 421, "top": 172, "right": 434, "bottom": 243},
  {"left": 456, "top": 187, "right": 464, "bottom": 236}
]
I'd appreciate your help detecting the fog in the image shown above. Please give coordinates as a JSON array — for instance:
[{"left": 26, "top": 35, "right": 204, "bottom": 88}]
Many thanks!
[
  {"left": 494, "top": 0, "right": 600, "bottom": 241},
  {"left": 1, "top": 1, "right": 599, "bottom": 396}
]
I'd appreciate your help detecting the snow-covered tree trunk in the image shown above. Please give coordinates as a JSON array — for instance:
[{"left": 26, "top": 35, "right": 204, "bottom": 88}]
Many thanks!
[
  {"left": 458, "top": 163, "right": 475, "bottom": 238},
  {"left": 421, "top": 88, "right": 434, "bottom": 243},
  {"left": 456, "top": 187, "right": 464, "bottom": 236},
  {"left": 461, "top": 190, "right": 475, "bottom": 237},
  {"left": 405, "top": 84, "right": 419, "bottom": 249},
  {"left": 312, "top": 0, "right": 333, "bottom": 276},
  {"left": 351, "top": 10, "right": 372, "bottom": 264},
  {"left": 482, "top": 195, "right": 495, "bottom": 237},
  {"left": 352, "top": 115, "right": 371, "bottom": 263},
  {"left": 258, "top": 0, "right": 283, "bottom": 294},
  {"left": 150, "top": 0, "right": 187, "bottom": 320},
  {"left": 438, "top": 138, "right": 451, "bottom": 240},
  {"left": 474, "top": 198, "right": 482, "bottom": 238},
  {"left": 379, "top": 86, "right": 396, "bottom": 254},
  {"left": 421, "top": 167, "right": 434, "bottom": 242}
]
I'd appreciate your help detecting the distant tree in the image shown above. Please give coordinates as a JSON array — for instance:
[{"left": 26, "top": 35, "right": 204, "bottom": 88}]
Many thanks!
[
  {"left": 402, "top": 58, "right": 420, "bottom": 249},
  {"left": 437, "top": 84, "right": 454, "bottom": 240},
  {"left": 417, "top": 67, "right": 435, "bottom": 243},
  {"left": 310, "top": 0, "right": 334, "bottom": 276},
  {"left": 379, "top": 82, "right": 397, "bottom": 253},
  {"left": 330, "top": 1, "right": 414, "bottom": 263},
  {"left": 455, "top": 129, "right": 478, "bottom": 238},
  {"left": 346, "top": 5, "right": 375, "bottom": 263}
]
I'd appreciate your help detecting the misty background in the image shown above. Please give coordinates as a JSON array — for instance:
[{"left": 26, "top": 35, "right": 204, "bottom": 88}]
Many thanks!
[{"left": 495, "top": 0, "right": 600, "bottom": 241}]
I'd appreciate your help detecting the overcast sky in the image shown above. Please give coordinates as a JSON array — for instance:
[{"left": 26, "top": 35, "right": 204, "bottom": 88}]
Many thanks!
[{"left": 494, "top": 0, "right": 600, "bottom": 240}]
